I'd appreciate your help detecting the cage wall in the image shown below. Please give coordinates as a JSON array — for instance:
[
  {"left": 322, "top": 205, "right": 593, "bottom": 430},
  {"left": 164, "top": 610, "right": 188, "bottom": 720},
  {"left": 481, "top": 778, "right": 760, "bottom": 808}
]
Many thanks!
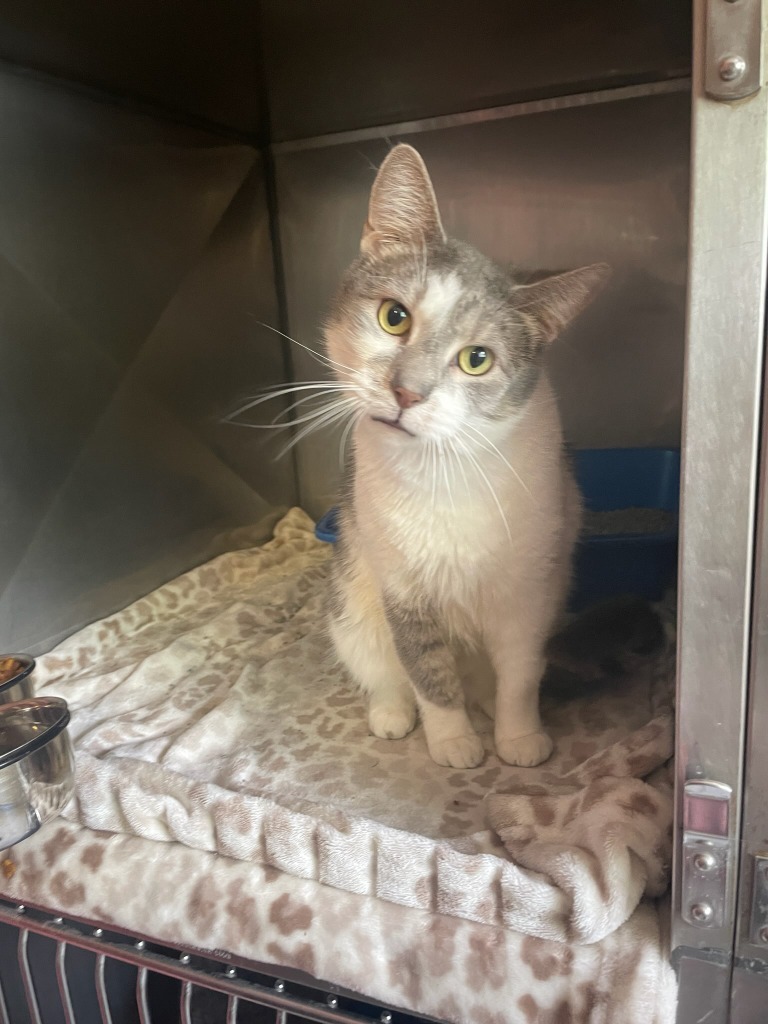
[{"left": 0, "top": 0, "right": 692, "bottom": 642}]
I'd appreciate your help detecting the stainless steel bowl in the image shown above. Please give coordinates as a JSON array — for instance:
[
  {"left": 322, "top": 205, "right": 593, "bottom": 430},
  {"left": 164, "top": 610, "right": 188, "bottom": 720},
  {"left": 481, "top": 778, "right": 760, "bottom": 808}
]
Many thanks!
[
  {"left": 0, "top": 697, "right": 75, "bottom": 848},
  {"left": 0, "top": 654, "right": 35, "bottom": 705}
]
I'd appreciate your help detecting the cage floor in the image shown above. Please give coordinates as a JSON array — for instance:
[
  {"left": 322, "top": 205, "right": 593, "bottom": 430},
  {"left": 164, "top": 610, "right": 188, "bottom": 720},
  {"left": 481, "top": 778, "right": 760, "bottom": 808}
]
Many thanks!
[{"left": 29, "top": 509, "right": 674, "bottom": 949}]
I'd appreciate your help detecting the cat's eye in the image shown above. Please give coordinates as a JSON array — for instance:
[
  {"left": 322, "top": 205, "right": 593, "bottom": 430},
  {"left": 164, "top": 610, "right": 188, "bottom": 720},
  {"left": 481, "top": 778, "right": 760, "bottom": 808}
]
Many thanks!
[
  {"left": 457, "top": 345, "right": 494, "bottom": 376},
  {"left": 377, "top": 299, "right": 412, "bottom": 336}
]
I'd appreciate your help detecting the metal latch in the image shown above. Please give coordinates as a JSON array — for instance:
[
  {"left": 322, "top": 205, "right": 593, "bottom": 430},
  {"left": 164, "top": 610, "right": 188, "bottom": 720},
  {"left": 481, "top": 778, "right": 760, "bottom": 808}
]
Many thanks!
[
  {"left": 705, "top": 0, "right": 762, "bottom": 103},
  {"left": 682, "top": 780, "right": 732, "bottom": 928},
  {"left": 749, "top": 854, "right": 768, "bottom": 946}
]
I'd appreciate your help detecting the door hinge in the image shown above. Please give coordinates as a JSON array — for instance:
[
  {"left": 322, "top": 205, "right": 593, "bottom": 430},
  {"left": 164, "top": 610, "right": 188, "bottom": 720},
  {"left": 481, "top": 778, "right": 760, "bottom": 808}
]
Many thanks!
[
  {"left": 749, "top": 854, "right": 768, "bottom": 946},
  {"left": 682, "top": 780, "right": 733, "bottom": 928},
  {"left": 705, "top": 0, "right": 762, "bottom": 103}
]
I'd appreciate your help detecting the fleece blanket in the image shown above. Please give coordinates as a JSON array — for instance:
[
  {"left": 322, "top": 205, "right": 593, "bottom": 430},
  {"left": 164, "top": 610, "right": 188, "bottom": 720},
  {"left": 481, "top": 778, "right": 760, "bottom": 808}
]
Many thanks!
[
  {"left": 0, "top": 819, "right": 678, "bottom": 1024},
  {"left": 24, "top": 508, "right": 674, "bottom": 951}
]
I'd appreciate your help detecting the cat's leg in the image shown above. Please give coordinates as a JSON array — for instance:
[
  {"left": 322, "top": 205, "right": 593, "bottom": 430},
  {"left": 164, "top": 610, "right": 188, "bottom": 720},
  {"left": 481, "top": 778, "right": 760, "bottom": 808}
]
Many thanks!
[
  {"left": 384, "top": 598, "right": 484, "bottom": 769},
  {"left": 483, "top": 598, "right": 554, "bottom": 767},
  {"left": 457, "top": 646, "right": 496, "bottom": 720},
  {"left": 329, "top": 569, "right": 416, "bottom": 739}
]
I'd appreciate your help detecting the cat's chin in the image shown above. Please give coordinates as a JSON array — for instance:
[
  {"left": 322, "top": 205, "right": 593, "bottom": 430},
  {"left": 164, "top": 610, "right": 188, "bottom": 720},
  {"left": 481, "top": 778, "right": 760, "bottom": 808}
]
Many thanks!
[{"left": 370, "top": 415, "right": 416, "bottom": 438}]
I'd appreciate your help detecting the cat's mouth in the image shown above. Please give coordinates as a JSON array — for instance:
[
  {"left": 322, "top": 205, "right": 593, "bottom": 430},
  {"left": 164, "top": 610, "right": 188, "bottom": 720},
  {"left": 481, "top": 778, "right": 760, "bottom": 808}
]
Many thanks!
[{"left": 371, "top": 415, "right": 416, "bottom": 437}]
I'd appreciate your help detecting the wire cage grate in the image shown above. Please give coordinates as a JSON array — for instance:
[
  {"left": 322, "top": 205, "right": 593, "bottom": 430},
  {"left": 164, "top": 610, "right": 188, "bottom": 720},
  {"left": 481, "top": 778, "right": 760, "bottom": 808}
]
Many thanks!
[{"left": 0, "top": 898, "right": 433, "bottom": 1024}]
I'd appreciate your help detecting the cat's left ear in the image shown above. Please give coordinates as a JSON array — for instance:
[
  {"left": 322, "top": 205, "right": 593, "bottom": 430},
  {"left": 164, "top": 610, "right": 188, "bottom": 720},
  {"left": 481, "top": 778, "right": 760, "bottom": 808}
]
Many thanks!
[
  {"left": 361, "top": 144, "right": 446, "bottom": 255},
  {"left": 511, "top": 264, "right": 611, "bottom": 344}
]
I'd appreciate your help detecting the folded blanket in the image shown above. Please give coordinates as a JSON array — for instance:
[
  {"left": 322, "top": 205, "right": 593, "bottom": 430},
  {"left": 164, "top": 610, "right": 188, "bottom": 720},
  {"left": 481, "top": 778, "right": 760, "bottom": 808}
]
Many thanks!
[
  {"left": 0, "top": 819, "right": 678, "bottom": 1024},
  {"left": 32, "top": 509, "right": 675, "bottom": 945}
]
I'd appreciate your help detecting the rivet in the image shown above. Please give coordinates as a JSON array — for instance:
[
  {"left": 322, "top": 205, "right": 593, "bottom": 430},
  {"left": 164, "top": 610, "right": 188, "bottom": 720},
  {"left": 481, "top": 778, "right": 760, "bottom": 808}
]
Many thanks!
[
  {"left": 52, "top": 917, "right": 63, "bottom": 925},
  {"left": 381, "top": 1013, "right": 393, "bottom": 1024},
  {"left": 690, "top": 902, "right": 714, "bottom": 924},
  {"left": 226, "top": 967, "right": 236, "bottom": 978},
  {"left": 327, "top": 996, "right": 339, "bottom": 1009},
  {"left": 135, "top": 940, "right": 146, "bottom": 950},
  {"left": 180, "top": 954, "right": 190, "bottom": 965},
  {"left": 693, "top": 852, "right": 716, "bottom": 872},
  {"left": 16, "top": 905, "right": 25, "bottom": 914},
  {"left": 274, "top": 980, "right": 285, "bottom": 993},
  {"left": 719, "top": 54, "right": 747, "bottom": 82},
  {"left": 93, "top": 928, "right": 103, "bottom": 938}
]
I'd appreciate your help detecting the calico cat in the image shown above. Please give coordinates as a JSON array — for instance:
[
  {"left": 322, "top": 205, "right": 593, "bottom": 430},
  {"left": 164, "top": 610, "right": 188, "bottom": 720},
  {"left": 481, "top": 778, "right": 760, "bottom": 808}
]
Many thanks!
[{"left": 325, "top": 144, "right": 608, "bottom": 768}]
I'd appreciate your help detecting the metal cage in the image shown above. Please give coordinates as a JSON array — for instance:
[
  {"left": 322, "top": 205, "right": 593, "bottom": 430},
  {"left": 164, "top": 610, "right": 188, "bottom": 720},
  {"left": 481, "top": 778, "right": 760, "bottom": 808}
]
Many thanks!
[{"left": 0, "top": 898, "right": 433, "bottom": 1024}]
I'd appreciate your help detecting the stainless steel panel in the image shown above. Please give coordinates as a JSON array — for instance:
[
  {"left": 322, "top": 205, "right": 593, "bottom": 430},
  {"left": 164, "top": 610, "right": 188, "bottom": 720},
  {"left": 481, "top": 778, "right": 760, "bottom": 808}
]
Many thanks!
[
  {"left": 261, "top": 0, "right": 691, "bottom": 142},
  {"left": 275, "top": 89, "right": 690, "bottom": 517},
  {"left": 732, "top": 166, "right": 768, "bottom": 989},
  {"left": 0, "top": 2, "right": 264, "bottom": 135},
  {"left": 0, "top": 70, "right": 295, "bottom": 654},
  {"left": 675, "top": 954, "right": 731, "bottom": 1024},
  {"left": 672, "top": 0, "right": 768, "bottom": 1003},
  {"left": 730, "top": 965, "right": 768, "bottom": 1024}
]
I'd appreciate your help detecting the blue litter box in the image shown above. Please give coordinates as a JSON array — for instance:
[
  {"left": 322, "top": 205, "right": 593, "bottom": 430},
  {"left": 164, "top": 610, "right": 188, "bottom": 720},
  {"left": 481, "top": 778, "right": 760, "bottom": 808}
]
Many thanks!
[{"left": 314, "top": 447, "right": 680, "bottom": 612}]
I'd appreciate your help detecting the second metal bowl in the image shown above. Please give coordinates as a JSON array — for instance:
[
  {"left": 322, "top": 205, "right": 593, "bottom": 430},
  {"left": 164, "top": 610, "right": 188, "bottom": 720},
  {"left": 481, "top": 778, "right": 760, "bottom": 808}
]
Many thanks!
[{"left": 0, "top": 697, "right": 75, "bottom": 849}]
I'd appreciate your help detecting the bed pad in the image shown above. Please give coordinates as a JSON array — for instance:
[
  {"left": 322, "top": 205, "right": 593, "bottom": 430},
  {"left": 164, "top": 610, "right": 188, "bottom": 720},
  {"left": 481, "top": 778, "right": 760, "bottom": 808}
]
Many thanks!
[{"left": 9, "top": 509, "right": 674, "bottom": 949}]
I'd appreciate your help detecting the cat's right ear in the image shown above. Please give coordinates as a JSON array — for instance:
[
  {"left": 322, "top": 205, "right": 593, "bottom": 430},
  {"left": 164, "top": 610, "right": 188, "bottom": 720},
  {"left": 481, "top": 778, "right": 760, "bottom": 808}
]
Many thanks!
[
  {"left": 361, "top": 145, "right": 446, "bottom": 255},
  {"left": 511, "top": 264, "right": 611, "bottom": 344}
]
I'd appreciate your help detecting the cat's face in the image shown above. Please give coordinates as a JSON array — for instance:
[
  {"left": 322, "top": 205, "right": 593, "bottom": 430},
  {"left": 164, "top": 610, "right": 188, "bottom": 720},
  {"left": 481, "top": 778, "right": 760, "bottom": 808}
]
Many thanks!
[{"left": 325, "top": 145, "right": 607, "bottom": 446}]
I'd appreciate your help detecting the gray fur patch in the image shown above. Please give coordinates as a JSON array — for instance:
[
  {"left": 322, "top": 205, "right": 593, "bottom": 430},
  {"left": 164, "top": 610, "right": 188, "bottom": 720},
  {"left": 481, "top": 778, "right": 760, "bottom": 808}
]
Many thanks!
[
  {"left": 327, "top": 235, "right": 545, "bottom": 425},
  {"left": 383, "top": 596, "right": 464, "bottom": 708}
]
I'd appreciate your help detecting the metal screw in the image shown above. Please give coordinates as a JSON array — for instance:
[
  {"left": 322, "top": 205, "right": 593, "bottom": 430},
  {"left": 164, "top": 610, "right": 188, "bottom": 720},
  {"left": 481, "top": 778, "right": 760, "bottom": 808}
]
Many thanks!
[
  {"left": 759, "top": 927, "right": 768, "bottom": 944},
  {"left": 690, "top": 902, "right": 714, "bottom": 923},
  {"left": 274, "top": 980, "right": 285, "bottom": 993},
  {"left": 327, "top": 996, "right": 339, "bottom": 1009},
  {"left": 226, "top": 967, "right": 236, "bottom": 978},
  {"left": 719, "top": 55, "right": 747, "bottom": 82},
  {"left": 381, "top": 1014, "right": 393, "bottom": 1024},
  {"left": 693, "top": 852, "right": 716, "bottom": 872},
  {"left": 16, "top": 905, "right": 25, "bottom": 914},
  {"left": 180, "top": 954, "right": 190, "bottom": 965},
  {"left": 135, "top": 940, "right": 146, "bottom": 950},
  {"left": 93, "top": 928, "right": 103, "bottom": 938}
]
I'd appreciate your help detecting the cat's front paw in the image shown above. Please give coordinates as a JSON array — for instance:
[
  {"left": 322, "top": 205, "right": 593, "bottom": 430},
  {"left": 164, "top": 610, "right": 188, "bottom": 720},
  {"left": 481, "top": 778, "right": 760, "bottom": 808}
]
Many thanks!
[
  {"left": 369, "top": 702, "right": 417, "bottom": 740},
  {"left": 428, "top": 732, "right": 485, "bottom": 769},
  {"left": 496, "top": 732, "right": 553, "bottom": 767}
]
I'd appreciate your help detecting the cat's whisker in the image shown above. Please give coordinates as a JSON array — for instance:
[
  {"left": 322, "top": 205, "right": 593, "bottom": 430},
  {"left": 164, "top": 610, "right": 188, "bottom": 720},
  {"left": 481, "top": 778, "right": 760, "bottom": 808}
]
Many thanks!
[
  {"left": 458, "top": 422, "right": 533, "bottom": 500},
  {"left": 429, "top": 439, "right": 438, "bottom": 512},
  {"left": 447, "top": 437, "right": 471, "bottom": 503},
  {"left": 224, "top": 382, "right": 357, "bottom": 422},
  {"left": 271, "top": 389, "right": 350, "bottom": 423},
  {"left": 275, "top": 399, "right": 359, "bottom": 460},
  {"left": 241, "top": 397, "right": 353, "bottom": 431},
  {"left": 439, "top": 441, "right": 456, "bottom": 514},
  {"left": 456, "top": 439, "right": 512, "bottom": 541},
  {"left": 255, "top": 321, "right": 359, "bottom": 377},
  {"left": 338, "top": 409, "right": 363, "bottom": 470}
]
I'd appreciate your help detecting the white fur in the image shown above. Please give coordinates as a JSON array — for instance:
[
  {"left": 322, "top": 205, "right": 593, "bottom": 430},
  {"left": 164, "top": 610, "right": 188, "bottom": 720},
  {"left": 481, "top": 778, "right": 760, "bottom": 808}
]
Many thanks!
[
  {"left": 331, "top": 371, "right": 580, "bottom": 768},
  {"left": 419, "top": 272, "right": 462, "bottom": 323},
  {"left": 327, "top": 145, "right": 586, "bottom": 768}
]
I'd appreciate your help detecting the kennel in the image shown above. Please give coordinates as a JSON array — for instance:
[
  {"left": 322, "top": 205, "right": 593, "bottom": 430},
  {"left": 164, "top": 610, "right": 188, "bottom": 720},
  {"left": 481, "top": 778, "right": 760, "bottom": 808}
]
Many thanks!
[{"left": 0, "top": 1, "right": 764, "bottom": 1022}]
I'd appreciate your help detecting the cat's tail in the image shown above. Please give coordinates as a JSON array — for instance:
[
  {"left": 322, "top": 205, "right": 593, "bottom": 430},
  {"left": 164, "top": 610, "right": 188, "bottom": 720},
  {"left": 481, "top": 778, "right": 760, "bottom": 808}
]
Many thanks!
[{"left": 541, "top": 596, "right": 669, "bottom": 702}]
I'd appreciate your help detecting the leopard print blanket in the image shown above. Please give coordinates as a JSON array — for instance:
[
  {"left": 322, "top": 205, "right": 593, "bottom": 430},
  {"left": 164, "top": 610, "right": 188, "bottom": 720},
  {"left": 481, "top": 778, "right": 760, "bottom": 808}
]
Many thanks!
[{"left": 0, "top": 509, "right": 677, "bottom": 1018}]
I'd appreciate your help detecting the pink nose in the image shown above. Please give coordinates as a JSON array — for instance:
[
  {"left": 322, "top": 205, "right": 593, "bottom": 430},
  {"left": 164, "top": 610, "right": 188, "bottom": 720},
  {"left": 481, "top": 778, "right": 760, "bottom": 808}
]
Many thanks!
[{"left": 392, "top": 386, "right": 423, "bottom": 410}]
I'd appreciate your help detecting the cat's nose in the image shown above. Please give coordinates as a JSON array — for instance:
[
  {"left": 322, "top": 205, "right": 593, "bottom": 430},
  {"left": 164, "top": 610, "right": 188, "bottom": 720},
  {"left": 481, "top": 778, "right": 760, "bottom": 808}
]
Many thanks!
[{"left": 392, "top": 386, "right": 423, "bottom": 410}]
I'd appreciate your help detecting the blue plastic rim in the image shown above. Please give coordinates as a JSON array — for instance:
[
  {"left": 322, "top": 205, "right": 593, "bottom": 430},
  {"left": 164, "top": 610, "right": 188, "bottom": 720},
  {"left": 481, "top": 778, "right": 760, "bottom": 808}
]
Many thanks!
[{"left": 315, "top": 448, "right": 680, "bottom": 610}]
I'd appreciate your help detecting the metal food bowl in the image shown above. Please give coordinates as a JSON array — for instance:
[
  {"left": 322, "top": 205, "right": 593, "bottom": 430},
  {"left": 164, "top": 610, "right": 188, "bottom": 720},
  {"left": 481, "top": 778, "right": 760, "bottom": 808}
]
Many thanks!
[
  {"left": 0, "top": 697, "right": 75, "bottom": 849},
  {"left": 0, "top": 654, "right": 36, "bottom": 705}
]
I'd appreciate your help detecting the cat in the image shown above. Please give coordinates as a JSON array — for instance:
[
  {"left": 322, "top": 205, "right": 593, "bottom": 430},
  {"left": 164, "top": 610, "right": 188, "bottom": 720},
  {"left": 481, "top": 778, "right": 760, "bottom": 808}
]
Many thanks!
[{"left": 325, "top": 144, "right": 608, "bottom": 768}]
